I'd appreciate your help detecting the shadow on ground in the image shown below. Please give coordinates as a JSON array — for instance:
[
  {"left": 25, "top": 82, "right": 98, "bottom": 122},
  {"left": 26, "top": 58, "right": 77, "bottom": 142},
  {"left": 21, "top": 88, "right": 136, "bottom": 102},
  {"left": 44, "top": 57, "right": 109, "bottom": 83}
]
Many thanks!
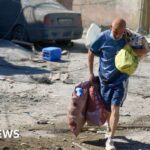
[
  {"left": 84, "top": 136, "right": 150, "bottom": 150},
  {"left": 34, "top": 39, "right": 88, "bottom": 54},
  {"left": 69, "top": 41, "right": 88, "bottom": 53},
  {"left": 0, "top": 57, "right": 49, "bottom": 75}
]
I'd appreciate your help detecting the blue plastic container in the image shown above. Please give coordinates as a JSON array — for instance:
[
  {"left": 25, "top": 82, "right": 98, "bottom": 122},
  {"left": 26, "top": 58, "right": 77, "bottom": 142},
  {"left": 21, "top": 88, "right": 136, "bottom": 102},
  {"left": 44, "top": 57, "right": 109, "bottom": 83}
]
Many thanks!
[{"left": 42, "top": 47, "right": 61, "bottom": 61}]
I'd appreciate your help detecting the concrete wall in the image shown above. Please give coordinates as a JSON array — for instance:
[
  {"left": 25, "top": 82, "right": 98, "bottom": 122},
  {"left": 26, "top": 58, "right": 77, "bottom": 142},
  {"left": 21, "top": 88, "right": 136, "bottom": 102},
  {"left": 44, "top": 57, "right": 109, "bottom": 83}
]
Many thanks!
[
  {"left": 57, "top": 0, "right": 141, "bottom": 30},
  {"left": 73, "top": 0, "right": 141, "bottom": 30}
]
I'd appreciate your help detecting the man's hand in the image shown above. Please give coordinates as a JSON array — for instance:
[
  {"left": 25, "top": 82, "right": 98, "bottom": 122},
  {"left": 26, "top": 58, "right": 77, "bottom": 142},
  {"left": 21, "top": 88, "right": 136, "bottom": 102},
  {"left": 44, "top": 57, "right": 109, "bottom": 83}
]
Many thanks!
[{"left": 89, "top": 73, "right": 95, "bottom": 85}]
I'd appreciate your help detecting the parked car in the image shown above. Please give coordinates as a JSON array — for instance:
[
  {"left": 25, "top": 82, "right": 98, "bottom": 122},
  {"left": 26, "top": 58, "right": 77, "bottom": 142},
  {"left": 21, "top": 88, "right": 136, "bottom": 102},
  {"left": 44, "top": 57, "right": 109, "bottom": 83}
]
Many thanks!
[{"left": 0, "top": 0, "right": 83, "bottom": 44}]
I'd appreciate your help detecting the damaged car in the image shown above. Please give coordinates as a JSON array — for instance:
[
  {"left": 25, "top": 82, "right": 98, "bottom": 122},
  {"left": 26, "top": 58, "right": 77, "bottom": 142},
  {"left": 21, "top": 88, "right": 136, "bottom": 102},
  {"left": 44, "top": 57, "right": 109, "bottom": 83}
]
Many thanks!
[{"left": 0, "top": 0, "right": 83, "bottom": 44}]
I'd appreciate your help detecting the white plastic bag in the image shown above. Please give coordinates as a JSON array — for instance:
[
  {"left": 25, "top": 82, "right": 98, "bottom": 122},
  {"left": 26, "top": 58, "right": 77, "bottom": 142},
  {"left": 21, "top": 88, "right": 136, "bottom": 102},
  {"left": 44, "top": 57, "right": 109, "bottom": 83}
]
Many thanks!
[{"left": 85, "top": 23, "right": 101, "bottom": 48}]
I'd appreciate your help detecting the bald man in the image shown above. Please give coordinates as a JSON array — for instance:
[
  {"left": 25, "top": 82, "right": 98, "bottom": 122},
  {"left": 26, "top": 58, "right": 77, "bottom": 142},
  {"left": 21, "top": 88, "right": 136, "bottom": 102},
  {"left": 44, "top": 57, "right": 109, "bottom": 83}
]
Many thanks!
[{"left": 88, "top": 18, "right": 147, "bottom": 150}]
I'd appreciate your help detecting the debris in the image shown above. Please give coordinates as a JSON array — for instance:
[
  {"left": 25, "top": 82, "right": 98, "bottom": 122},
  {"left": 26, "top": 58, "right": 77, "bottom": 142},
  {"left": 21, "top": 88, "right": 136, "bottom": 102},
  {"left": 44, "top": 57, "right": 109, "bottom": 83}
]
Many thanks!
[
  {"left": 31, "top": 55, "right": 46, "bottom": 63},
  {"left": 20, "top": 143, "right": 30, "bottom": 148},
  {"left": 0, "top": 76, "right": 14, "bottom": 83},
  {"left": 23, "top": 112, "right": 31, "bottom": 115},
  {"left": 88, "top": 128, "right": 97, "bottom": 132},
  {"left": 50, "top": 73, "right": 61, "bottom": 81},
  {"left": 34, "top": 99, "right": 39, "bottom": 102},
  {"left": 142, "top": 95, "right": 150, "bottom": 99},
  {"left": 30, "top": 75, "right": 52, "bottom": 84},
  {"left": 38, "top": 136, "right": 42, "bottom": 139},
  {"left": 0, "top": 76, "right": 5, "bottom": 81},
  {"left": 61, "top": 50, "right": 68, "bottom": 55},
  {"left": 29, "top": 96, "right": 34, "bottom": 100},
  {"left": 51, "top": 122, "right": 55, "bottom": 125},
  {"left": 63, "top": 78, "right": 74, "bottom": 84},
  {"left": 63, "top": 138, "right": 67, "bottom": 142},
  {"left": 37, "top": 120, "right": 49, "bottom": 125},
  {"left": 60, "top": 73, "right": 69, "bottom": 81},
  {"left": 120, "top": 112, "right": 131, "bottom": 117},
  {"left": 10, "top": 85, "right": 14, "bottom": 89},
  {"left": 41, "top": 65, "right": 47, "bottom": 68},
  {"left": 20, "top": 58, "right": 30, "bottom": 61},
  {"left": 56, "top": 146, "right": 63, "bottom": 150},
  {"left": 48, "top": 72, "right": 69, "bottom": 82},
  {"left": 2, "top": 146, "right": 9, "bottom": 150},
  {"left": 28, "top": 128, "right": 36, "bottom": 131},
  {"left": 20, "top": 93, "right": 28, "bottom": 98},
  {"left": 72, "top": 142, "right": 88, "bottom": 150},
  {"left": 96, "top": 130, "right": 106, "bottom": 134}
]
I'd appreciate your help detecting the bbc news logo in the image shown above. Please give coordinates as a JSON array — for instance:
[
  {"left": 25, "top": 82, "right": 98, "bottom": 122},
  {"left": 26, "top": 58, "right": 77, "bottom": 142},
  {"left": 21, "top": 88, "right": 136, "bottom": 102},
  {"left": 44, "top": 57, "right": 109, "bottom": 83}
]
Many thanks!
[{"left": 0, "top": 130, "right": 20, "bottom": 139}]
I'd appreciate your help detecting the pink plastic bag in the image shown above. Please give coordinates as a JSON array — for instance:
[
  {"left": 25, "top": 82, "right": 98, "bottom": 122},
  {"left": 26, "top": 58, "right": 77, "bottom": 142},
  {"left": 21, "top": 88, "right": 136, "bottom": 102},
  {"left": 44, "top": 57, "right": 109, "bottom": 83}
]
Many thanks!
[
  {"left": 67, "top": 81, "right": 90, "bottom": 137},
  {"left": 86, "top": 79, "right": 107, "bottom": 126}
]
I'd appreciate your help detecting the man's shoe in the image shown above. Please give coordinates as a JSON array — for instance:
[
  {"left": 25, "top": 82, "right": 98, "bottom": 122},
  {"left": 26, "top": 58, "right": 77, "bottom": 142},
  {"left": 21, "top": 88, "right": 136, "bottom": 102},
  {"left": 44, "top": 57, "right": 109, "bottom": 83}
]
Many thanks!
[{"left": 105, "top": 137, "right": 116, "bottom": 150}]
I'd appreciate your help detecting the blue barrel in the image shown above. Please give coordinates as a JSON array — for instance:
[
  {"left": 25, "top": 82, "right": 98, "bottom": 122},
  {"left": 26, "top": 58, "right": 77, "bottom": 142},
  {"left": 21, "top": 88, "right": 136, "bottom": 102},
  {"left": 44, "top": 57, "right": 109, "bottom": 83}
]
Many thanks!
[{"left": 42, "top": 47, "right": 61, "bottom": 61}]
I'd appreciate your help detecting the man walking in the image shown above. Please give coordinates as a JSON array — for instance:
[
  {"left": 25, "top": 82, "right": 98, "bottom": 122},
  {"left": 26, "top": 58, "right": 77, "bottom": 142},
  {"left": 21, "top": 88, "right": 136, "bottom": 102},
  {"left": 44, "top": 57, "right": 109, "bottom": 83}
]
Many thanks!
[{"left": 88, "top": 17, "right": 147, "bottom": 150}]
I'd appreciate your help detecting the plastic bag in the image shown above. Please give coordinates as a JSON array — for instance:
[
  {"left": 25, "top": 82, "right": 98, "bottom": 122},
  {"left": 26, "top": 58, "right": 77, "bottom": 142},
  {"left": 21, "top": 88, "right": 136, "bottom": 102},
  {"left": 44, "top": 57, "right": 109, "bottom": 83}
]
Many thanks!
[
  {"left": 115, "top": 44, "right": 139, "bottom": 75},
  {"left": 86, "top": 78, "right": 107, "bottom": 126},
  {"left": 125, "top": 28, "right": 144, "bottom": 47},
  {"left": 85, "top": 23, "right": 101, "bottom": 48},
  {"left": 67, "top": 81, "right": 90, "bottom": 137}
]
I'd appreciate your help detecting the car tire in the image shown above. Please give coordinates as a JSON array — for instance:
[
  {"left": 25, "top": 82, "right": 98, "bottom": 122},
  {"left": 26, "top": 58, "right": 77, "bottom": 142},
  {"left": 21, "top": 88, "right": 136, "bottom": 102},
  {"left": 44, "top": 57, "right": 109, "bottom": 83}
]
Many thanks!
[{"left": 12, "top": 25, "right": 29, "bottom": 41}]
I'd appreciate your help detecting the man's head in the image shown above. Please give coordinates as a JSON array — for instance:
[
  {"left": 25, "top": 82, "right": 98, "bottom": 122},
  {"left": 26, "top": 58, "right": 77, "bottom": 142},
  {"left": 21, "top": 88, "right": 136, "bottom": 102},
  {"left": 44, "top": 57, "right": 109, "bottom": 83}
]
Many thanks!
[{"left": 111, "top": 17, "right": 126, "bottom": 40}]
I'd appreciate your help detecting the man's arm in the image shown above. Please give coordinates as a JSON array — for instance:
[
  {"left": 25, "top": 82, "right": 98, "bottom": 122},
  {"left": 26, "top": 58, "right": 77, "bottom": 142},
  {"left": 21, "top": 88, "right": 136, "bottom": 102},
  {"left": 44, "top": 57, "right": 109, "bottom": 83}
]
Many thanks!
[{"left": 88, "top": 49, "right": 95, "bottom": 82}]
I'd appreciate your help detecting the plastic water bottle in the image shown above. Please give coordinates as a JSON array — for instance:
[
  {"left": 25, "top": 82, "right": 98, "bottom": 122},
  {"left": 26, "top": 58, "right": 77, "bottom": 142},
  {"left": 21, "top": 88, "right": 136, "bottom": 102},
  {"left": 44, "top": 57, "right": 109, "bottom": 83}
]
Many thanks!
[{"left": 75, "top": 87, "right": 83, "bottom": 97}]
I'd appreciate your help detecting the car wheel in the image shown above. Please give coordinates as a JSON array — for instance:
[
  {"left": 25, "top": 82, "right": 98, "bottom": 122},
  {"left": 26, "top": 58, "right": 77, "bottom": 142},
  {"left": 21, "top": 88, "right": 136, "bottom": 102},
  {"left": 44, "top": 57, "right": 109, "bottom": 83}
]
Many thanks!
[{"left": 12, "top": 25, "right": 28, "bottom": 41}]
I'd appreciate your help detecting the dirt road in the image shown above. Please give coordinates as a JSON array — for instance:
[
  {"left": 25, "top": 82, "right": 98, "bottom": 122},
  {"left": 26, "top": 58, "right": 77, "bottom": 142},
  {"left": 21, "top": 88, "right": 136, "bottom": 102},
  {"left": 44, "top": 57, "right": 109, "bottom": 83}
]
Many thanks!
[{"left": 0, "top": 38, "right": 150, "bottom": 150}]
